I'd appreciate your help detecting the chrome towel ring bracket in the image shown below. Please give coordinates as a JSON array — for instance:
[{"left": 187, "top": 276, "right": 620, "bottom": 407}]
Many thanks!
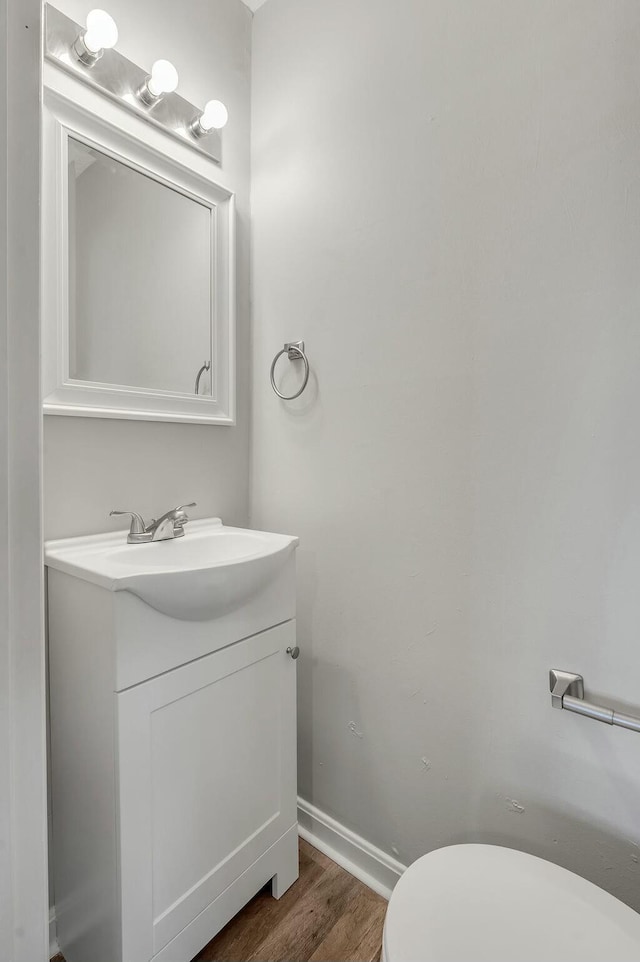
[{"left": 270, "top": 340, "right": 310, "bottom": 400}]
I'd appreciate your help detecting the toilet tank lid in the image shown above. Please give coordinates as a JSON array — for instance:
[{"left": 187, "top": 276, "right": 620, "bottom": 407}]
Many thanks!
[{"left": 383, "top": 843, "right": 640, "bottom": 962}]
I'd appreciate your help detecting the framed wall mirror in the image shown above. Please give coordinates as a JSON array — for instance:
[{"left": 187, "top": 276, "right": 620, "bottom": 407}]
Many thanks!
[{"left": 42, "top": 76, "right": 235, "bottom": 424}]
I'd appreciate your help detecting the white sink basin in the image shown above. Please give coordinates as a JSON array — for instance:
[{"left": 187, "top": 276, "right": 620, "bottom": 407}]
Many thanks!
[{"left": 45, "top": 518, "right": 298, "bottom": 621}]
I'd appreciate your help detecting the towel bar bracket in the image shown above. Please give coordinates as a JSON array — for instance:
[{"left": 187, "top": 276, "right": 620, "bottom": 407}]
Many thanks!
[
  {"left": 549, "top": 669, "right": 640, "bottom": 733},
  {"left": 549, "top": 669, "right": 584, "bottom": 708}
]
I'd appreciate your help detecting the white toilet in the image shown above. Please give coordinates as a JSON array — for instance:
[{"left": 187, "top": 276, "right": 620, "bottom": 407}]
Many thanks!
[{"left": 382, "top": 844, "right": 640, "bottom": 962}]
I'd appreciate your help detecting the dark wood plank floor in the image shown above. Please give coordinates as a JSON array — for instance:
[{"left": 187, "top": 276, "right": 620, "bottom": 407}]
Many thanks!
[{"left": 52, "top": 839, "right": 386, "bottom": 962}]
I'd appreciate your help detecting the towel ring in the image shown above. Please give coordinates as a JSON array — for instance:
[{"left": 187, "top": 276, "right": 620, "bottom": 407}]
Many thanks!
[
  {"left": 270, "top": 340, "right": 310, "bottom": 400},
  {"left": 194, "top": 360, "right": 211, "bottom": 395}
]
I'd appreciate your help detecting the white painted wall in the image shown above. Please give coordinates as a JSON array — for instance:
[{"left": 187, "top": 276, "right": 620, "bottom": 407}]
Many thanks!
[
  {"left": 0, "top": 2, "right": 49, "bottom": 959},
  {"left": 43, "top": 0, "right": 253, "bottom": 539},
  {"left": 251, "top": 0, "right": 640, "bottom": 909}
]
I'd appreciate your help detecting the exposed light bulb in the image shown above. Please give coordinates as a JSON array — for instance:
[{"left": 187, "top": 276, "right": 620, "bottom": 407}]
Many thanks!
[
  {"left": 200, "top": 100, "right": 229, "bottom": 132},
  {"left": 73, "top": 8, "right": 118, "bottom": 66},
  {"left": 137, "top": 59, "right": 179, "bottom": 107},
  {"left": 148, "top": 59, "right": 179, "bottom": 97},
  {"left": 190, "top": 99, "right": 228, "bottom": 138},
  {"left": 84, "top": 9, "right": 118, "bottom": 53},
  {"left": 200, "top": 100, "right": 228, "bottom": 131}
]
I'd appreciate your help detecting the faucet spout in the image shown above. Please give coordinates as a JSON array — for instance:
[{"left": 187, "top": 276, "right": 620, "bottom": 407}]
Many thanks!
[
  {"left": 148, "top": 502, "right": 197, "bottom": 542},
  {"left": 151, "top": 516, "right": 179, "bottom": 541}
]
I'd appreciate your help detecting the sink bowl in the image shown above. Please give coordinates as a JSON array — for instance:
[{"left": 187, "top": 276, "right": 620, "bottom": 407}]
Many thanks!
[
  {"left": 45, "top": 518, "right": 299, "bottom": 621},
  {"left": 108, "top": 531, "right": 269, "bottom": 569}
]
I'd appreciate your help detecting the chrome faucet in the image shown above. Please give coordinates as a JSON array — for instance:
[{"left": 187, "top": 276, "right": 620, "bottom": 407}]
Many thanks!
[{"left": 110, "top": 503, "right": 196, "bottom": 544}]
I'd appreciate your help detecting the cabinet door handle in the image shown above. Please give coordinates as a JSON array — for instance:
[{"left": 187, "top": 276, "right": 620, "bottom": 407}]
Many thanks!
[{"left": 286, "top": 646, "right": 300, "bottom": 660}]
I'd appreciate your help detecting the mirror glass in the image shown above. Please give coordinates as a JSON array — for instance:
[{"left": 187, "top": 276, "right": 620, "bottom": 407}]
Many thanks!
[{"left": 68, "top": 138, "right": 213, "bottom": 397}]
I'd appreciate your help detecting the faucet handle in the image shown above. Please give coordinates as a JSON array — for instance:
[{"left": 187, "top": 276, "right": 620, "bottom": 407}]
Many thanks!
[
  {"left": 172, "top": 502, "right": 196, "bottom": 532},
  {"left": 110, "top": 510, "right": 146, "bottom": 535}
]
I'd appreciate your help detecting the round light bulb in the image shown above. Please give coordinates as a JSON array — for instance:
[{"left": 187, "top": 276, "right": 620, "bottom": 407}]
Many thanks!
[
  {"left": 200, "top": 100, "right": 229, "bottom": 131},
  {"left": 83, "top": 9, "right": 118, "bottom": 53},
  {"left": 147, "top": 60, "right": 179, "bottom": 97}
]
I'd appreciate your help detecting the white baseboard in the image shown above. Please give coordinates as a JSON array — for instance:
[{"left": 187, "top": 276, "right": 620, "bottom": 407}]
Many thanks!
[
  {"left": 49, "top": 907, "right": 59, "bottom": 959},
  {"left": 297, "top": 796, "right": 407, "bottom": 900}
]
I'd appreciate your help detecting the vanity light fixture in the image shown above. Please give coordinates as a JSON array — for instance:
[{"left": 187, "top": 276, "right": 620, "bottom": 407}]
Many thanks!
[
  {"left": 190, "top": 99, "right": 229, "bottom": 137},
  {"left": 72, "top": 8, "right": 118, "bottom": 66},
  {"left": 45, "top": 4, "right": 223, "bottom": 162},
  {"left": 136, "top": 59, "right": 179, "bottom": 107}
]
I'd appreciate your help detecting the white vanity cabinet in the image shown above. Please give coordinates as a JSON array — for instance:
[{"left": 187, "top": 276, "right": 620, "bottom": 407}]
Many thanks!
[{"left": 46, "top": 521, "right": 299, "bottom": 962}]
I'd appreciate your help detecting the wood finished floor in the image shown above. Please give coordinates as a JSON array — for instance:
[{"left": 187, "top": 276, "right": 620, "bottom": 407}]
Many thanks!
[{"left": 51, "top": 839, "right": 386, "bottom": 962}]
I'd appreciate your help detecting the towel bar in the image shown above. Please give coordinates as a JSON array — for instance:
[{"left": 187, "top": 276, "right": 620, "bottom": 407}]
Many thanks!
[{"left": 549, "top": 669, "right": 640, "bottom": 733}]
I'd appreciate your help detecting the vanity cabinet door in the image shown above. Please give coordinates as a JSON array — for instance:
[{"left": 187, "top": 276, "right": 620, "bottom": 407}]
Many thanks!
[{"left": 116, "top": 621, "right": 298, "bottom": 962}]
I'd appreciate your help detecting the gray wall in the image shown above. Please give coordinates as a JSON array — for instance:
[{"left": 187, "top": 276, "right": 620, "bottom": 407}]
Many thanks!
[
  {"left": 43, "top": 0, "right": 253, "bottom": 539},
  {"left": 251, "top": 0, "right": 640, "bottom": 908},
  {"left": 2, "top": 1, "right": 49, "bottom": 959}
]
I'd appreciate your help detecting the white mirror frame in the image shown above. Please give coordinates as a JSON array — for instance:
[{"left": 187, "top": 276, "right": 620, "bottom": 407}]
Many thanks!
[{"left": 42, "top": 63, "right": 236, "bottom": 424}]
